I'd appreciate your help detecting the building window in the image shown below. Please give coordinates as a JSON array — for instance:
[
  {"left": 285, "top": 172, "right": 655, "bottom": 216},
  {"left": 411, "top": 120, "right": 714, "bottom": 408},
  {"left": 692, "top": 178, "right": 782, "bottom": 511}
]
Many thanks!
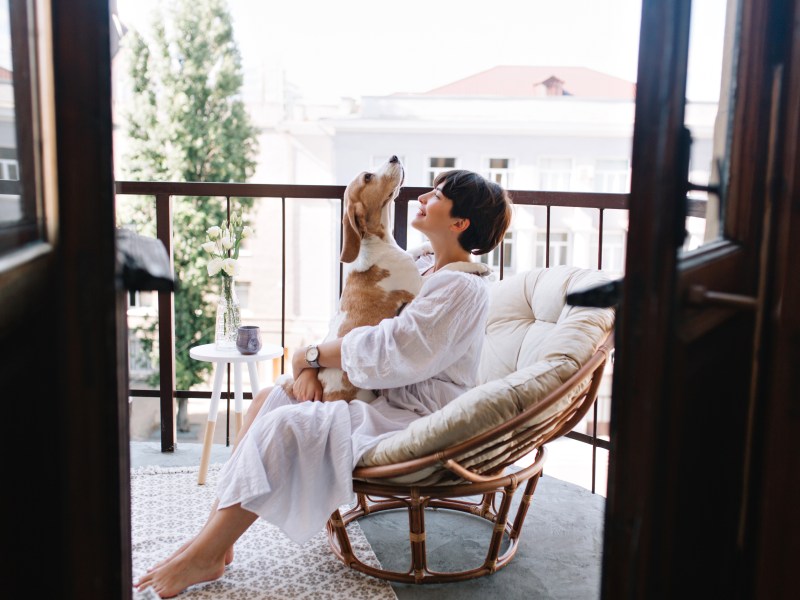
[
  {"left": 485, "top": 158, "right": 512, "bottom": 187},
  {"left": 591, "top": 231, "right": 627, "bottom": 273},
  {"left": 0, "top": 158, "right": 19, "bottom": 180},
  {"left": 538, "top": 158, "right": 573, "bottom": 191},
  {"left": 479, "top": 230, "right": 514, "bottom": 271},
  {"left": 235, "top": 280, "right": 251, "bottom": 310},
  {"left": 594, "top": 159, "right": 630, "bottom": 193},
  {"left": 127, "top": 290, "right": 156, "bottom": 309},
  {"left": 535, "top": 231, "right": 570, "bottom": 267},
  {"left": 128, "top": 335, "right": 156, "bottom": 377},
  {"left": 427, "top": 157, "right": 456, "bottom": 186}
]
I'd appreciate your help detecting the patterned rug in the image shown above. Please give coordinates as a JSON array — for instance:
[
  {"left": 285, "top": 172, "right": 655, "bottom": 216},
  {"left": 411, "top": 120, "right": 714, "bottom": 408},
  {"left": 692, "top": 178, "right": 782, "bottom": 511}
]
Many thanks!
[{"left": 131, "top": 464, "right": 397, "bottom": 599}]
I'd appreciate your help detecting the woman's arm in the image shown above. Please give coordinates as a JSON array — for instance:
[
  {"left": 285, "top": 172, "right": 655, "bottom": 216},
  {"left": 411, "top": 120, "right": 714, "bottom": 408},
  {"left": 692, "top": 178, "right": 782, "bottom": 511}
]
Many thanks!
[
  {"left": 291, "top": 339, "right": 342, "bottom": 400},
  {"left": 291, "top": 338, "right": 343, "bottom": 379},
  {"left": 341, "top": 272, "right": 488, "bottom": 390},
  {"left": 292, "top": 273, "right": 486, "bottom": 391}
]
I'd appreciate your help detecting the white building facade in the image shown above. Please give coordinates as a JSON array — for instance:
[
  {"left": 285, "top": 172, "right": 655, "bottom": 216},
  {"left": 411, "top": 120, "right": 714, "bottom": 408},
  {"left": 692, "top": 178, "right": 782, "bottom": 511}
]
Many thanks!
[{"left": 116, "top": 64, "right": 718, "bottom": 439}]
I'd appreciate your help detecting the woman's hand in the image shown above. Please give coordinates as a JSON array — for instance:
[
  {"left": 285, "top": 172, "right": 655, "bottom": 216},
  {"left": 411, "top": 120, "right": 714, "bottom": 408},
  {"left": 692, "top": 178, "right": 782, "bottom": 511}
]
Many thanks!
[
  {"left": 292, "top": 347, "right": 310, "bottom": 380},
  {"left": 292, "top": 368, "right": 323, "bottom": 401}
]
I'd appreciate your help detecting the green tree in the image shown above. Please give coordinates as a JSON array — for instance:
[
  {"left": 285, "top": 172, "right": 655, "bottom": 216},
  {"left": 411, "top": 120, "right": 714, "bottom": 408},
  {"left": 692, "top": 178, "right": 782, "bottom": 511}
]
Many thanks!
[{"left": 121, "top": 0, "right": 258, "bottom": 431}]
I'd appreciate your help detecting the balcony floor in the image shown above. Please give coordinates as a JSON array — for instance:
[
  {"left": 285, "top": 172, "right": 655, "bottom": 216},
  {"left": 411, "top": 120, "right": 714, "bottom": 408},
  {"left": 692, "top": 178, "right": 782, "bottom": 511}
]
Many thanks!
[{"left": 131, "top": 439, "right": 605, "bottom": 599}]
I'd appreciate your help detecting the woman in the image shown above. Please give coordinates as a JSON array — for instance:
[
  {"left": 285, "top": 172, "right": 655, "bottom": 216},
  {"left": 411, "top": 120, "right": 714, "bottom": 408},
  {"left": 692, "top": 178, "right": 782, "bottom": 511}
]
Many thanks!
[{"left": 136, "top": 170, "right": 512, "bottom": 597}]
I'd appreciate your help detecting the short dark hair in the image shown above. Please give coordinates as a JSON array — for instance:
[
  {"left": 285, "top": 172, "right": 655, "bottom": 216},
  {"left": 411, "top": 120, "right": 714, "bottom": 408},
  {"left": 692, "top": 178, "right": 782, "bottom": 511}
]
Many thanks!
[{"left": 434, "top": 170, "right": 513, "bottom": 255}]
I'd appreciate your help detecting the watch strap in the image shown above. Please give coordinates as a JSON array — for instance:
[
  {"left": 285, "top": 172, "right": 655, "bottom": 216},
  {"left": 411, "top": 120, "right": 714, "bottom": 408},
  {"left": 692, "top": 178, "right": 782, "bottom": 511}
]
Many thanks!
[{"left": 305, "top": 344, "right": 320, "bottom": 368}]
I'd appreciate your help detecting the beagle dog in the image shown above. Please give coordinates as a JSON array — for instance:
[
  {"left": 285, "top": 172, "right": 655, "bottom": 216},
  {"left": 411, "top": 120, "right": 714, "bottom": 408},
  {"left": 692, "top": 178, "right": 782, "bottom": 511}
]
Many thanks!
[{"left": 282, "top": 156, "right": 423, "bottom": 401}]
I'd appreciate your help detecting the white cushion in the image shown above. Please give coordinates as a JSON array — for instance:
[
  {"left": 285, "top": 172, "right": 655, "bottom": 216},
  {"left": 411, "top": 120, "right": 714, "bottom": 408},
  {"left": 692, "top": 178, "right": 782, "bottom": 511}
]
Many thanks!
[{"left": 358, "top": 266, "right": 615, "bottom": 482}]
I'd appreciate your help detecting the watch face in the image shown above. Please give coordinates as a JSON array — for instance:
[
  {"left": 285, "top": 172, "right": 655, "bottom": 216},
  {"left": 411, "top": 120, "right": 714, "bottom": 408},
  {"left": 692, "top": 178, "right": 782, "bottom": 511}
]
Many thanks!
[{"left": 306, "top": 346, "right": 319, "bottom": 362}]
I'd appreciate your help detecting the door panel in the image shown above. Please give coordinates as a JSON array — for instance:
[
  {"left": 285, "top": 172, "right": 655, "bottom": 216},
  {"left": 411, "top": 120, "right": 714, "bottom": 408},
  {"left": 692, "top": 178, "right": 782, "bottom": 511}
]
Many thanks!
[
  {"left": 2, "top": 1, "right": 130, "bottom": 598},
  {"left": 602, "top": 0, "right": 789, "bottom": 597}
]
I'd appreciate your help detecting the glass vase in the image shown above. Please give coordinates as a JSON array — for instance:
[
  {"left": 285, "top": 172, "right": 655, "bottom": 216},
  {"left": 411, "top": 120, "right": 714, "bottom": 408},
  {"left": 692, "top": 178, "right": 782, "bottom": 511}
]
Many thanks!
[{"left": 215, "top": 275, "right": 241, "bottom": 350}]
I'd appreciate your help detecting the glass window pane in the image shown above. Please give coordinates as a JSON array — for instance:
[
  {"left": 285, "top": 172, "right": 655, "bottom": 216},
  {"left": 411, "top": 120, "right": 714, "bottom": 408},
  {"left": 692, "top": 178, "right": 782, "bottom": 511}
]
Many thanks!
[
  {"left": 682, "top": 0, "right": 740, "bottom": 250},
  {"left": 0, "top": 3, "right": 21, "bottom": 227},
  {"left": 429, "top": 157, "right": 455, "bottom": 168},
  {"left": 539, "top": 158, "right": 573, "bottom": 191},
  {"left": 427, "top": 157, "right": 457, "bottom": 186}
]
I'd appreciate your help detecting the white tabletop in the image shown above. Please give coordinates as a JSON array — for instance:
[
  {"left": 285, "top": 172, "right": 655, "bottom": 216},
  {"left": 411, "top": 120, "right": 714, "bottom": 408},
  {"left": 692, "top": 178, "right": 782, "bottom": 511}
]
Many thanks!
[{"left": 189, "top": 343, "right": 284, "bottom": 363}]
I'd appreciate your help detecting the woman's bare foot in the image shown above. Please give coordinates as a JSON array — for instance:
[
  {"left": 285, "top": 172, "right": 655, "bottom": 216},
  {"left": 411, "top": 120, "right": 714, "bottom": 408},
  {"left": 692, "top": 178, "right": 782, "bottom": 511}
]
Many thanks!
[
  {"left": 148, "top": 540, "right": 233, "bottom": 572},
  {"left": 136, "top": 551, "right": 225, "bottom": 598},
  {"left": 148, "top": 500, "right": 232, "bottom": 572}
]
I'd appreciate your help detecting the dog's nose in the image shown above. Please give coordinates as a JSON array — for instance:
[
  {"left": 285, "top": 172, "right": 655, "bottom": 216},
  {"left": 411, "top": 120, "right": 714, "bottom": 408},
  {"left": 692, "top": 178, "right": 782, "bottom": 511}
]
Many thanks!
[{"left": 389, "top": 155, "right": 399, "bottom": 163}]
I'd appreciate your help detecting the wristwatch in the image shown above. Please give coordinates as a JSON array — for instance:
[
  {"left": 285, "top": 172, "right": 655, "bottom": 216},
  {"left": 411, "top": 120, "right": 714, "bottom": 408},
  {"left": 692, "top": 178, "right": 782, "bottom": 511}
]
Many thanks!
[{"left": 305, "top": 344, "right": 320, "bottom": 368}]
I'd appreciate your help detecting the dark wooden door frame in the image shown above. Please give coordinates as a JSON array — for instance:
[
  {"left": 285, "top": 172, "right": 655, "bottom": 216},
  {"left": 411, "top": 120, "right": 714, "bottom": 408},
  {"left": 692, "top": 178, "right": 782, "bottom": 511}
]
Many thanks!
[
  {"left": 601, "top": 0, "right": 691, "bottom": 594},
  {"left": 749, "top": 0, "right": 800, "bottom": 592},
  {"left": 602, "top": 0, "right": 796, "bottom": 597},
  {"left": 51, "top": 0, "right": 131, "bottom": 597}
]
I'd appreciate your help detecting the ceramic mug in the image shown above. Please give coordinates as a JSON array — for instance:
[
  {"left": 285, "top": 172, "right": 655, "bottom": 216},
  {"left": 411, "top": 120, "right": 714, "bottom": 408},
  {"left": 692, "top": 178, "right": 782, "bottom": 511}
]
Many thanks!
[{"left": 236, "top": 325, "right": 262, "bottom": 355}]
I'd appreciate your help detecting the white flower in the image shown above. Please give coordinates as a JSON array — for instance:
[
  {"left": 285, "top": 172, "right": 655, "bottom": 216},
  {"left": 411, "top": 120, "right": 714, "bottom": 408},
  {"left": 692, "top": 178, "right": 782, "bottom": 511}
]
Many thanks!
[
  {"left": 241, "top": 226, "right": 253, "bottom": 239},
  {"left": 222, "top": 258, "right": 240, "bottom": 277},
  {"left": 206, "top": 226, "right": 222, "bottom": 239},
  {"left": 207, "top": 258, "right": 223, "bottom": 276},
  {"left": 201, "top": 241, "right": 217, "bottom": 254},
  {"left": 221, "top": 234, "right": 234, "bottom": 250}
]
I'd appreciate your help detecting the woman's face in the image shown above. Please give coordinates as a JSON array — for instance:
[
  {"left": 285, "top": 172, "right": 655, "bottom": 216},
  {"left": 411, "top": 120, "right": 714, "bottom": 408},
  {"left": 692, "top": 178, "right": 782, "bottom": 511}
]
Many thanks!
[{"left": 411, "top": 184, "right": 457, "bottom": 235}]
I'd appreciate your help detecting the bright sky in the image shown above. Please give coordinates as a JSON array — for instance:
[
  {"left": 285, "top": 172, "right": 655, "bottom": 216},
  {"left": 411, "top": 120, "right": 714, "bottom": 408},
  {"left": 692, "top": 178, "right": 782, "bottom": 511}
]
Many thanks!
[{"left": 118, "top": 0, "right": 727, "bottom": 103}]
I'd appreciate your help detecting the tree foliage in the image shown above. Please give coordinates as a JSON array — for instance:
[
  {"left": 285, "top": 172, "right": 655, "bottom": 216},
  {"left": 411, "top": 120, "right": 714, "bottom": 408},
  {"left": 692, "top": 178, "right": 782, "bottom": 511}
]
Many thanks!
[{"left": 121, "top": 0, "right": 258, "bottom": 413}]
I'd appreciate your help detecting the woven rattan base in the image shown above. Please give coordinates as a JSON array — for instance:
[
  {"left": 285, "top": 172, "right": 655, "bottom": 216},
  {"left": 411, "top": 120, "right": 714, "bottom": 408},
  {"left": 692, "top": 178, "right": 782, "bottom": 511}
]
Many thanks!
[{"left": 326, "top": 447, "right": 546, "bottom": 584}]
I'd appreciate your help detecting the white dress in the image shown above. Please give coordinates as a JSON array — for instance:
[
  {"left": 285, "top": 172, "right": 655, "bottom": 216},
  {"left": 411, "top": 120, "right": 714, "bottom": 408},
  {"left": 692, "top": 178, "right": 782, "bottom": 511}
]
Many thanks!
[{"left": 216, "top": 254, "right": 493, "bottom": 544}]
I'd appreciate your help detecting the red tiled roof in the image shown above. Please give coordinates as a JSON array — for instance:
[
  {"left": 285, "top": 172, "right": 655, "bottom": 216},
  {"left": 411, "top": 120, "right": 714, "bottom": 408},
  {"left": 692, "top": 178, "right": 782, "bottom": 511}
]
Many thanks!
[
  {"left": 418, "top": 66, "right": 635, "bottom": 100},
  {"left": 0, "top": 67, "right": 12, "bottom": 82}
]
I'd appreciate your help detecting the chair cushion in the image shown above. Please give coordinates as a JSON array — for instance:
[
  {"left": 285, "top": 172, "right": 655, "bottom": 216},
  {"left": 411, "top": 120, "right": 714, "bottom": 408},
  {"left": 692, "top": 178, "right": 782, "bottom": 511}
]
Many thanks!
[
  {"left": 478, "top": 267, "right": 614, "bottom": 383},
  {"left": 358, "top": 266, "right": 615, "bottom": 480}
]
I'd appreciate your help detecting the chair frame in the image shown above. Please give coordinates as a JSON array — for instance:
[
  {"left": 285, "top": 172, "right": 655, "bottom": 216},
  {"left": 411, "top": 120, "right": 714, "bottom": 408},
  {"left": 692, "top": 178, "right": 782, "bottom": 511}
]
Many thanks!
[{"left": 327, "top": 333, "right": 614, "bottom": 584}]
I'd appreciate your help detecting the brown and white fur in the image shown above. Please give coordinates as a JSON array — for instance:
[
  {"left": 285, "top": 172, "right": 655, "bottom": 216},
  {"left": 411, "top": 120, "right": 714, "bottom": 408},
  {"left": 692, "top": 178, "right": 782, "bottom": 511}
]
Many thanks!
[{"left": 281, "top": 156, "right": 423, "bottom": 401}]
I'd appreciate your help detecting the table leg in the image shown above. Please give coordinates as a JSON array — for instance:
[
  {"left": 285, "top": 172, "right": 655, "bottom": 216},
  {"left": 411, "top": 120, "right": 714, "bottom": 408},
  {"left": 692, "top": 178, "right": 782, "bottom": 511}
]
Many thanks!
[
  {"left": 234, "top": 362, "right": 243, "bottom": 441},
  {"left": 246, "top": 361, "right": 260, "bottom": 397},
  {"left": 198, "top": 363, "right": 225, "bottom": 485}
]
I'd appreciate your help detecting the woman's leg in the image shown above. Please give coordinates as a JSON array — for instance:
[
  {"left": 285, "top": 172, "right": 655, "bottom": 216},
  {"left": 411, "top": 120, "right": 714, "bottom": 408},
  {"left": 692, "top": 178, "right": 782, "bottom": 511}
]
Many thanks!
[
  {"left": 136, "top": 503, "right": 257, "bottom": 598},
  {"left": 234, "top": 385, "right": 273, "bottom": 448},
  {"left": 149, "top": 385, "right": 277, "bottom": 571}
]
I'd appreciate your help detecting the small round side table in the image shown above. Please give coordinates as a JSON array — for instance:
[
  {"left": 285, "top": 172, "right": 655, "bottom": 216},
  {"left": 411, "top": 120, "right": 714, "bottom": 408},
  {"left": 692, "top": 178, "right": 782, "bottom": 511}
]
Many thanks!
[{"left": 189, "top": 342, "right": 284, "bottom": 485}]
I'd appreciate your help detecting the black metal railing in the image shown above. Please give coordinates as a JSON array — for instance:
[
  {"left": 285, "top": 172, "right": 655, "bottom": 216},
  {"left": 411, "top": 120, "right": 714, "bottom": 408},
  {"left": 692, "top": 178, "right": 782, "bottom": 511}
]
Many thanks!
[{"left": 115, "top": 181, "right": 693, "bottom": 493}]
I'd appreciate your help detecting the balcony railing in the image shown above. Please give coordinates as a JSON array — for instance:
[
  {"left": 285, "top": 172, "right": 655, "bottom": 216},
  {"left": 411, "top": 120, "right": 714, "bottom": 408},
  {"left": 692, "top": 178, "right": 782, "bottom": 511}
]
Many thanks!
[{"left": 116, "top": 181, "right": 704, "bottom": 492}]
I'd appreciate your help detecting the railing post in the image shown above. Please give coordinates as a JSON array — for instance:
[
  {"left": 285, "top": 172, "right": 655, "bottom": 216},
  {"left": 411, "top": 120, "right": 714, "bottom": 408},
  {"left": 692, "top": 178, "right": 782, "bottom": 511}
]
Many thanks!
[
  {"left": 281, "top": 196, "right": 286, "bottom": 375},
  {"left": 225, "top": 197, "right": 231, "bottom": 446},
  {"left": 593, "top": 207, "right": 605, "bottom": 494},
  {"left": 156, "top": 193, "right": 176, "bottom": 452},
  {"left": 545, "top": 205, "right": 552, "bottom": 267},
  {"left": 393, "top": 197, "right": 408, "bottom": 250},
  {"left": 597, "top": 208, "right": 605, "bottom": 270}
]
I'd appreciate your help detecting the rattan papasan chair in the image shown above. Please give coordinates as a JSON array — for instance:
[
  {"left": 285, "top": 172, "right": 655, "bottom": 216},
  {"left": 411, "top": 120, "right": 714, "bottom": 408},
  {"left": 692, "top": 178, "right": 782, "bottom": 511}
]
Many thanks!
[{"left": 326, "top": 265, "right": 616, "bottom": 583}]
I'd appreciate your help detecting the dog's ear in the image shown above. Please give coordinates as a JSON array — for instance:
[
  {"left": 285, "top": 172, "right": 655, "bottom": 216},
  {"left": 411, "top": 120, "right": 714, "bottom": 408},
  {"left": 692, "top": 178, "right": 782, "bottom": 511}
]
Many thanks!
[{"left": 340, "top": 198, "right": 366, "bottom": 263}]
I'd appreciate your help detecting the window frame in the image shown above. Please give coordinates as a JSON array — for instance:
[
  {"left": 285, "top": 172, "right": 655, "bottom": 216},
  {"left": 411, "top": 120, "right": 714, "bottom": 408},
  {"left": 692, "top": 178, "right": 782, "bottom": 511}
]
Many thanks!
[
  {"left": 537, "top": 156, "right": 574, "bottom": 192},
  {"left": 0, "top": 0, "right": 47, "bottom": 256},
  {"left": 593, "top": 158, "right": 632, "bottom": 193},
  {"left": 534, "top": 230, "right": 571, "bottom": 268},
  {"left": 479, "top": 229, "right": 515, "bottom": 272},
  {"left": 483, "top": 156, "right": 514, "bottom": 188},
  {"left": 425, "top": 156, "right": 458, "bottom": 187}
]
